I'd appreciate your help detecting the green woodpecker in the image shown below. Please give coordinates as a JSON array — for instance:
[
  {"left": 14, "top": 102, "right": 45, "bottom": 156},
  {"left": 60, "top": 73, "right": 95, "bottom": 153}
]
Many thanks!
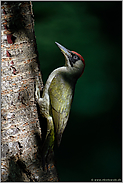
[{"left": 35, "top": 42, "right": 85, "bottom": 161}]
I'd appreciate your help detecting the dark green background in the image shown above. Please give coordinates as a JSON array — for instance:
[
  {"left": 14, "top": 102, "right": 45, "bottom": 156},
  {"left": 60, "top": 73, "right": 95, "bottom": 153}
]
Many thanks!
[{"left": 32, "top": 2, "right": 122, "bottom": 181}]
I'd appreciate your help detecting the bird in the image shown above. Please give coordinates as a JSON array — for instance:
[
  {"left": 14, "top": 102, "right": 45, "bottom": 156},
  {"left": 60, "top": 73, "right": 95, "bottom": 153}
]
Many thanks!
[{"left": 35, "top": 42, "right": 85, "bottom": 162}]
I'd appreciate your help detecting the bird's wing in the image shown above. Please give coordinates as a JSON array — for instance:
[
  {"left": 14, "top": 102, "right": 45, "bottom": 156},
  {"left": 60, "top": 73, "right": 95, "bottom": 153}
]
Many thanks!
[{"left": 49, "top": 73, "right": 73, "bottom": 145}]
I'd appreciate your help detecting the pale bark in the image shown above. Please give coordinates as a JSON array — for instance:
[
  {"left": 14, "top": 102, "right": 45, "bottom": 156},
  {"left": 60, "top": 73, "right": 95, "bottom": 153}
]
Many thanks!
[{"left": 1, "top": 1, "right": 58, "bottom": 181}]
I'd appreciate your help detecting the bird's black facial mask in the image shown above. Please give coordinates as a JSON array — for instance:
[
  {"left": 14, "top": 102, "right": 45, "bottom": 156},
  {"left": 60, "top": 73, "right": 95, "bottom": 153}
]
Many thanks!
[{"left": 68, "top": 53, "right": 80, "bottom": 67}]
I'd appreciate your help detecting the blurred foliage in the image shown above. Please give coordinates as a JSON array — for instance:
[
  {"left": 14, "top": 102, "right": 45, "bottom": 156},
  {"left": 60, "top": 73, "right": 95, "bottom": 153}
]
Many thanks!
[{"left": 32, "top": 1, "right": 121, "bottom": 181}]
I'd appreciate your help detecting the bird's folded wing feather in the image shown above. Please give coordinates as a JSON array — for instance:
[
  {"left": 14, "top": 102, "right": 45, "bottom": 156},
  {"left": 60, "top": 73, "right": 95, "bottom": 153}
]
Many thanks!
[{"left": 49, "top": 74, "right": 73, "bottom": 144}]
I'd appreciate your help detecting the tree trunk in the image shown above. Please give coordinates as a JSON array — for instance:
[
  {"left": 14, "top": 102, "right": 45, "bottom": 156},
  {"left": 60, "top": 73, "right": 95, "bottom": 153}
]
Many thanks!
[{"left": 1, "top": 1, "right": 58, "bottom": 181}]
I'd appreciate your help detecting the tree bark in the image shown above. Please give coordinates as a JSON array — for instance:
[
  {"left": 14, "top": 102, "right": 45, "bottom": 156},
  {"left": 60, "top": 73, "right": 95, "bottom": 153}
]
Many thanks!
[{"left": 1, "top": 1, "right": 58, "bottom": 181}]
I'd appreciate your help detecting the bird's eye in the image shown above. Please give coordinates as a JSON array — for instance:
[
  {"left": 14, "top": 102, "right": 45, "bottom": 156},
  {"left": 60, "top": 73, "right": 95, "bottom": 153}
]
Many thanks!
[{"left": 73, "top": 55, "right": 79, "bottom": 60}]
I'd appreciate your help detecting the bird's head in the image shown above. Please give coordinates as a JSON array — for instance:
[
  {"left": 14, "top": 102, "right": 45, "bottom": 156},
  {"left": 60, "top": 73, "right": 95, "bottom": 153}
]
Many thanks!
[{"left": 55, "top": 42, "right": 85, "bottom": 77}]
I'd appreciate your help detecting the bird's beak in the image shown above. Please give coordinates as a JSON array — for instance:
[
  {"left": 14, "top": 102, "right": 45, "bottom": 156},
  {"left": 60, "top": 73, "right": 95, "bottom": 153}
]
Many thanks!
[{"left": 55, "top": 42, "right": 71, "bottom": 58}]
